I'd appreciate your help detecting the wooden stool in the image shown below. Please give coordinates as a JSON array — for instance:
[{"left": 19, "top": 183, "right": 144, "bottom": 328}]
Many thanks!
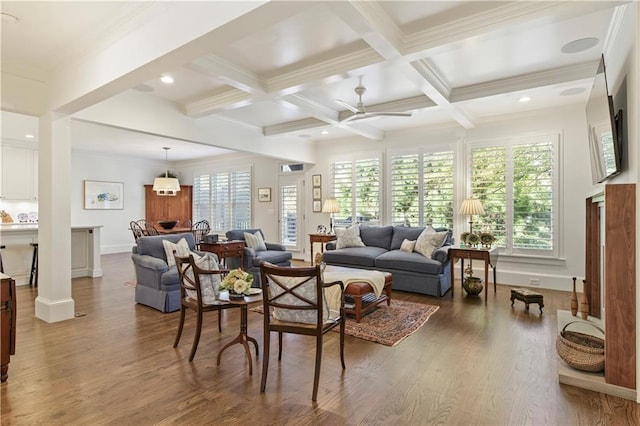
[
  {"left": 29, "top": 243, "right": 38, "bottom": 287},
  {"left": 510, "top": 288, "right": 543, "bottom": 313}
]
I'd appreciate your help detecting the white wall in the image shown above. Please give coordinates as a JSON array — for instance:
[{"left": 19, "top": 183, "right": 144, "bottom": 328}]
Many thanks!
[{"left": 71, "top": 150, "right": 165, "bottom": 254}]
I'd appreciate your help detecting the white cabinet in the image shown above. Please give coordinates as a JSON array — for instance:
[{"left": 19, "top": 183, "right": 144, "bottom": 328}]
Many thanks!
[{"left": 0, "top": 143, "right": 38, "bottom": 201}]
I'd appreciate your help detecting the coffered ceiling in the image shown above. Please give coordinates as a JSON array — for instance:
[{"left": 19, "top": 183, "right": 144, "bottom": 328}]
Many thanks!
[{"left": 0, "top": 1, "right": 625, "bottom": 161}]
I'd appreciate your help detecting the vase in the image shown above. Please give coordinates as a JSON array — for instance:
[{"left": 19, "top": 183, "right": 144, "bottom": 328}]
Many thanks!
[
  {"left": 580, "top": 279, "right": 589, "bottom": 320},
  {"left": 228, "top": 291, "right": 245, "bottom": 299},
  {"left": 463, "top": 277, "right": 483, "bottom": 296}
]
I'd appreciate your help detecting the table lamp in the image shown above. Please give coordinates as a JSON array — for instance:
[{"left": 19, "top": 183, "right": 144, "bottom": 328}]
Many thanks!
[
  {"left": 322, "top": 198, "right": 340, "bottom": 234},
  {"left": 459, "top": 199, "right": 484, "bottom": 234}
]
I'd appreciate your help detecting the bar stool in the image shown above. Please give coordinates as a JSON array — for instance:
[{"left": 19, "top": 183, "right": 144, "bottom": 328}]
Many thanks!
[
  {"left": 29, "top": 242, "right": 38, "bottom": 287},
  {"left": 0, "top": 245, "right": 5, "bottom": 273}
]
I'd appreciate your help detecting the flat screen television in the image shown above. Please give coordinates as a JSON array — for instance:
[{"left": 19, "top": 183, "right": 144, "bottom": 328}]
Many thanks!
[{"left": 586, "top": 54, "right": 622, "bottom": 183}]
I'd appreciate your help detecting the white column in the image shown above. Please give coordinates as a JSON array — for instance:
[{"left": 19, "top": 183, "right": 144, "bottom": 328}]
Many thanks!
[{"left": 35, "top": 112, "right": 74, "bottom": 322}]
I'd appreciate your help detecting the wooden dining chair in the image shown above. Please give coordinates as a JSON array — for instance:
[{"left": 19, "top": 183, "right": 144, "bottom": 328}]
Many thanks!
[
  {"left": 137, "top": 219, "right": 159, "bottom": 236},
  {"left": 259, "top": 261, "right": 346, "bottom": 401},
  {"left": 173, "top": 252, "right": 240, "bottom": 362},
  {"left": 129, "top": 220, "right": 145, "bottom": 241}
]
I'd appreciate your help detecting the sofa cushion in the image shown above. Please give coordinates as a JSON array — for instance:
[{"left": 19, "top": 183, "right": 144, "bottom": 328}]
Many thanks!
[
  {"left": 136, "top": 233, "right": 196, "bottom": 261},
  {"left": 162, "top": 238, "right": 191, "bottom": 267},
  {"left": 323, "top": 246, "right": 387, "bottom": 267},
  {"left": 359, "top": 225, "right": 393, "bottom": 249},
  {"left": 390, "top": 227, "right": 425, "bottom": 250},
  {"left": 375, "top": 250, "right": 443, "bottom": 275},
  {"left": 251, "top": 250, "right": 292, "bottom": 267},
  {"left": 400, "top": 239, "right": 416, "bottom": 252},
  {"left": 336, "top": 225, "right": 365, "bottom": 249},
  {"left": 244, "top": 231, "right": 267, "bottom": 251},
  {"left": 414, "top": 228, "right": 448, "bottom": 258},
  {"left": 226, "top": 228, "right": 264, "bottom": 242}
]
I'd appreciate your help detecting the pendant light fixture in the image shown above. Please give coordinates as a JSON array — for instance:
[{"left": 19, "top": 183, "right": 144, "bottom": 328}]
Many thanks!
[{"left": 153, "top": 147, "right": 181, "bottom": 196}]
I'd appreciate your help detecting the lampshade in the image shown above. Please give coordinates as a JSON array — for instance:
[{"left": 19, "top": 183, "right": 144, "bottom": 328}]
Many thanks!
[
  {"left": 153, "top": 147, "right": 181, "bottom": 196},
  {"left": 322, "top": 198, "right": 340, "bottom": 213},
  {"left": 458, "top": 199, "right": 484, "bottom": 216}
]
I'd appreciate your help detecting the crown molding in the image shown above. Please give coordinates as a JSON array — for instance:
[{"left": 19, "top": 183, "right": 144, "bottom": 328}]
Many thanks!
[
  {"left": 184, "top": 88, "right": 253, "bottom": 117},
  {"left": 188, "top": 54, "right": 266, "bottom": 95}
]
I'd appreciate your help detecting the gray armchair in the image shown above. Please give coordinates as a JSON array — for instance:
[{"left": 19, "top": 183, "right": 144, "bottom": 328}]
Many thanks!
[
  {"left": 131, "top": 232, "right": 200, "bottom": 313},
  {"left": 225, "top": 228, "right": 292, "bottom": 284}
]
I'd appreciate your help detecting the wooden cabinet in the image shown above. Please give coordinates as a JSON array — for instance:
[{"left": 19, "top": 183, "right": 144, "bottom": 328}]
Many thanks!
[
  {"left": 144, "top": 185, "right": 192, "bottom": 225},
  {"left": 0, "top": 143, "right": 38, "bottom": 201},
  {"left": 1, "top": 273, "right": 16, "bottom": 382}
]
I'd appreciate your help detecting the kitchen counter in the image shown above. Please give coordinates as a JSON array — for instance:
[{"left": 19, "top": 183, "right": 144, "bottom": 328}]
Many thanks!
[{"left": 0, "top": 224, "right": 102, "bottom": 285}]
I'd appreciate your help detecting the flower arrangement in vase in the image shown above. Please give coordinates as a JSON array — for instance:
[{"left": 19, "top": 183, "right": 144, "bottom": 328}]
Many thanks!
[
  {"left": 460, "top": 231, "right": 496, "bottom": 248},
  {"left": 219, "top": 269, "right": 254, "bottom": 298}
]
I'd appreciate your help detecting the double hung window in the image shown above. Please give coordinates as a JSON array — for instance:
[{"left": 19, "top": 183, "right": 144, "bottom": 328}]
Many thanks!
[{"left": 193, "top": 169, "right": 251, "bottom": 232}]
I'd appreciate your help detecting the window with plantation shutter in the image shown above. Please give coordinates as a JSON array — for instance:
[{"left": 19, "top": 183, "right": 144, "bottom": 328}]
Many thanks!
[
  {"left": 192, "top": 169, "right": 251, "bottom": 232},
  {"left": 280, "top": 184, "right": 297, "bottom": 246},
  {"left": 390, "top": 150, "right": 454, "bottom": 228},
  {"left": 470, "top": 136, "right": 557, "bottom": 255},
  {"left": 330, "top": 157, "right": 380, "bottom": 227}
]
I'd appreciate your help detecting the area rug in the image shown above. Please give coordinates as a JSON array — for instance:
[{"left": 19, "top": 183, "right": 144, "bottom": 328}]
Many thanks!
[
  {"left": 124, "top": 280, "right": 137, "bottom": 288},
  {"left": 250, "top": 300, "right": 438, "bottom": 347}
]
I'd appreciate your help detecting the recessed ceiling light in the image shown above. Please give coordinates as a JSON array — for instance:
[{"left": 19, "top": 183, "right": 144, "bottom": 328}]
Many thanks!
[
  {"left": 320, "top": 130, "right": 329, "bottom": 135},
  {"left": 561, "top": 37, "right": 599, "bottom": 54},
  {"left": 518, "top": 96, "right": 531, "bottom": 103},
  {"left": 560, "top": 87, "right": 587, "bottom": 96},
  {"left": 160, "top": 75, "right": 174, "bottom": 84},
  {"left": 25, "top": 134, "right": 34, "bottom": 139},
  {"left": 1, "top": 12, "right": 19, "bottom": 24}
]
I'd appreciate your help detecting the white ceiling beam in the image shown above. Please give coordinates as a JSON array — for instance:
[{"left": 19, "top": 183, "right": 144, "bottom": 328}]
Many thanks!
[
  {"left": 188, "top": 54, "right": 267, "bottom": 95},
  {"left": 451, "top": 61, "right": 598, "bottom": 103},
  {"left": 184, "top": 88, "right": 255, "bottom": 118},
  {"left": 279, "top": 94, "right": 340, "bottom": 123},
  {"left": 263, "top": 118, "right": 326, "bottom": 137}
]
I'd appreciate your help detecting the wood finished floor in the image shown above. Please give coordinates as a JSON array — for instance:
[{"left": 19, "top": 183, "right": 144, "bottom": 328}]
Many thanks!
[{"left": 1, "top": 253, "right": 638, "bottom": 425}]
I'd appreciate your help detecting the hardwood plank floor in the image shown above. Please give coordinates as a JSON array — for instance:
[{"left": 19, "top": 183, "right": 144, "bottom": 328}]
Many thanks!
[{"left": 1, "top": 253, "right": 638, "bottom": 425}]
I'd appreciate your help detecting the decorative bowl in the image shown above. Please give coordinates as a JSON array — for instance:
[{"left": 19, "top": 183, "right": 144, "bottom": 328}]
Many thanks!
[{"left": 158, "top": 220, "right": 178, "bottom": 230}]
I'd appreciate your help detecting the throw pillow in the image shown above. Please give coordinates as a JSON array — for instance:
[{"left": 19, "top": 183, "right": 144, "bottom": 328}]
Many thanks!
[
  {"left": 244, "top": 231, "right": 267, "bottom": 251},
  {"left": 399, "top": 239, "right": 416, "bottom": 253},
  {"left": 270, "top": 275, "right": 329, "bottom": 325},
  {"left": 335, "top": 224, "right": 365, "bottom": 249},
  {"left": 162, "top": 238, "right": 191, "bottom": 267},
  {"left": 414, "top": 229, "right": 448, "bottom": 258},
  {"left": 184, "top": 252, "right": 222, "bottom": 305}
]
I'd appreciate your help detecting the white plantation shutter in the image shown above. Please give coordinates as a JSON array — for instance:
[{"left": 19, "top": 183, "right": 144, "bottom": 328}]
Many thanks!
[
  {"left": 423, "top": 151, "right": 454, "bottom": 228},
  {"left": 280, "top": 184, "right": 297, "bottom": 246},
  {"left": 192, "top": 169, "right": 251, "bottom": 232},
  {"left": 330, "top": 157, "right": 380, "bottom": 227},
  {"left": 390, "top": 150, "right": 454, "bottom": 228},
  {"left": 470, "top": 137, "right": 557, "bottom": 255}
]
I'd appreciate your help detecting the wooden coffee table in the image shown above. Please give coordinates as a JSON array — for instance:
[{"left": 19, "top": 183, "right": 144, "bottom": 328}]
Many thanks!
[{"left": 344, "top": 272, "right": 393, "bottom": 322}]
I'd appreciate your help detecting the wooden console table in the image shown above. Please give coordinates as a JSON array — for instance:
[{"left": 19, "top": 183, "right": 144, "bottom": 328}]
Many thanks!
[
  {"left": 200, "top": 240, "right": 245, "bottom": 268},
  {"left": 448, "top": 247, "right": 498, "bottom": 302},
  {"left": 1, "top": 273, "right": 16, "bottom": 382},
  {"left": 309, "top": 233, "right": 336, "bottom": 265}
]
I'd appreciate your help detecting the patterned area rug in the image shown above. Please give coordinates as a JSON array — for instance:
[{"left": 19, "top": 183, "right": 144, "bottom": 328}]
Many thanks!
[{"left": 251, "top": 300, "right": 439, "bottom": 347}]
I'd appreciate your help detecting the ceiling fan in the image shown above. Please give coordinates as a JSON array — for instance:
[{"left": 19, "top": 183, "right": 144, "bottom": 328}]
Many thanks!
[{"left": 335, "top": 84, "right": 413, "bottom": 123}]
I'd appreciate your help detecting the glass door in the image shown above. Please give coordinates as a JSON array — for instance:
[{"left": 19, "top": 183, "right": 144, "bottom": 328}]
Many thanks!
[{"left": 279, "top": 174, "right": 304, "bottom": 253}]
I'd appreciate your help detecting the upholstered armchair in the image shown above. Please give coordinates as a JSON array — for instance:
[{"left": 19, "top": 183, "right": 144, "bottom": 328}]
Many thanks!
[
  {"left": 225, "top": 228, "right": 292, "bottom": 284},
  {"left": 131, "top": 232, "right": 199, "bottom": 313}
]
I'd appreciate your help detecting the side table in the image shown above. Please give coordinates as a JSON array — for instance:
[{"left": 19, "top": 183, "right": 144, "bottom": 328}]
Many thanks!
[
  {"left": 448, "top": 247, "right": 498, "bottom": 302},
  {"left": 200, "top": 240, "right": 245, "bottom": 268},
  {"left": 309, "top": 233, "right": 336, "bottom": 265}
]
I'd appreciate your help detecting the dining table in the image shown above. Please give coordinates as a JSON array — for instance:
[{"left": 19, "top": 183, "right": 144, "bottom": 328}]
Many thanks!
[{"left": 156, "top": 227, "right": 192, "bottom": 235}]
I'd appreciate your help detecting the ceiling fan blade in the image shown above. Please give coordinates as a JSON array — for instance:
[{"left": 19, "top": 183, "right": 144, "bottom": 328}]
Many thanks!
[
  {"left": 334, "top": 99, "right": 359, "bottom": 113},
  {"left": 340, "top": 112, "right": 365, "bottom": 123},
  {"left": 367, "top": 111, "right": 413, "bottom": 117}
]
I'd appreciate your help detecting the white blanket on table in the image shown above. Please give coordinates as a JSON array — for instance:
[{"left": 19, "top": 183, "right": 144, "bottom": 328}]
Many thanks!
[{"left": 322, "top": 265, "right": 386, "bottom": 312}]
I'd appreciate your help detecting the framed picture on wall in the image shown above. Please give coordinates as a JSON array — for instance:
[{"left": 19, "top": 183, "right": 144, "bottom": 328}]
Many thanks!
[
  {"left": 313, "top": 200, "right": 322, "bottom": 212},
  {"left": 312, "top": 187, "right": 321, "bottom": 200},
  {"left": 312, "top": 174, "right": 322, "bottom": 187},
  {"left": 84, "top": 180, "right": 124, "bottom": 210},
  {"left": 258, "top": 187, "right": 271, "bottom": 202}
]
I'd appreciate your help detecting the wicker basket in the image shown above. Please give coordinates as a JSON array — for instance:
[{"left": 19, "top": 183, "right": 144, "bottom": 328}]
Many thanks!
[{"left": 556, "top": 321, "right": 605, "bottom": 372}]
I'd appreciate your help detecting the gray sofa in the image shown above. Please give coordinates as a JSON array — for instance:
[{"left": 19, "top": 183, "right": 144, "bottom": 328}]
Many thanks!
[
  {"left": 225, "top": 228, "right": 292, "bottom": 284},
  {"left": 323, "top": 225, "right": 453, "bottom": 297},
  {"left": 131, "top": 232, "right": 200, "bottom": 313}
]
